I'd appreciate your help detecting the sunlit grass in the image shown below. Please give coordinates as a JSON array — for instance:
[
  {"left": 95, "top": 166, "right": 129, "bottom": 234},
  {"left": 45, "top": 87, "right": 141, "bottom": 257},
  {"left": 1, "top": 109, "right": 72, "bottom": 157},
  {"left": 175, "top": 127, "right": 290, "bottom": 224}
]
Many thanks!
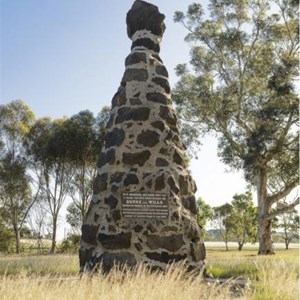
[
  {"left": 251, "top": 260, "right": 299, "bottom": 300},
  {"left": 205, "top": 247, "right": 299, "bottom": 279},
  {"left": 0, "top": 264, "right": 236, "bottom": 300},
  {"left": 0, "top": 255, "right": 78, "bottom": 276},
  {"left": 0, "top": 246, "right": 298, "bottom": 299}
]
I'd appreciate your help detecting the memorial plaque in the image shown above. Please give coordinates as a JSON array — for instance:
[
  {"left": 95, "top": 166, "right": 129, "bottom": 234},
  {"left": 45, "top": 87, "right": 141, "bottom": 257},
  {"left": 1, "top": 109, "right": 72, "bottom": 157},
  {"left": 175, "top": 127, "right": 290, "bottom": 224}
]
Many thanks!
[{"left": 122, "top": 192, "right": 169, "bottom": 219}]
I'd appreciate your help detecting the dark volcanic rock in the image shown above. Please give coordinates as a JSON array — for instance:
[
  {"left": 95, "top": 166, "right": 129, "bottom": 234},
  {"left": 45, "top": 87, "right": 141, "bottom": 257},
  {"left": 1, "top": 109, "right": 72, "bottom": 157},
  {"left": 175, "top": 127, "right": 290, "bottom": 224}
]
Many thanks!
[
  {"left": 101, "top": 252, "right": 137, "bottom": 273},
  {"left": 105, "top": 128, "right": 125, "bottom": 148},
  {"left": 124, "top": 173, "right": 139, "bottom": 186},
  {"left": 106, "top": 114, "right": 115, "bottom": 129},
  {"left": 156, "top": 157, "right": 169, "bottom": 167},
  {"left": 159, "top": 106, "right": 177, "bottom": 126},
  {"left": 98, "top": 232, "right": 132, "bottom": 249},
  {"left": 147, "top": 234, "right": 184, "bottom": 252},
  {"left": 191, "top": 242, "right": 206, "bottom": 261},
  {"left": 110, "top": 172, "right": 125, "bottom": 184},
  {"left": 79, "top": 247, "right": 95, "bottom": 269},
  {"left": 123, "top": 150, "right": 151, "bottom": 166},
  {"left": 93, "top": 173, "right": 108, "bottom": 194},
  {"left": 145, "top": 251, "right": 187, "bottom": 263},
  {"left": 134, "top": 225, "right": 143, "bottom": 233},
  {"left": 155, "top": 173, "right": 165, "bottom": 191},
  {"left": 111, "top": 210, "right": 122, "bottom": 222},
  {"left": 115, "top": 107, "right": 150, "bottom": 124},
  {"left": 137, "top": 130, "right": 160, "bottom": 147},
  {"left": 104, "top": 195, "right": 118, "bottom": 209},
  {"left": 130, "top": 98, "right": 142, "bottom": 105},
  {"left": 146, "top": 92, "right": 169, "bottom": 104},
  {"left": 122, "top": 69, "right": 148, "bottom": 84},
  {"left": 152, "top": 77, "right": 170, "bottom": 93},
  {"left": 155, "top": 65, "right": 168, "bottom": 77},
  {"left": 174, "top": 151, "right": 185, "bottom": 166},
  {"left": 97, "top": 149, "right": 115, "bottom": 168},
  {"left": 151, "top": 121, "right": 165, "bottom": 131},
  {"left": 126, "top": 1, "right": 166, "bottom": 39},
  {"left": 112, "top": 88, "right": 126, "bottom": 108},
  {"left": 167, "top": 176, "right": 180, "bottom": 195},
  {"left": 131, "top": 38, "right": 160, "bottom": 52},
  {"left": 186, "top": 196, "right": 197, "bottom": 214},
  {"left": 81, "top": 225, "right": 99, "bottom": 246},
  {"left": 125, "top": 52, "right": 147, "bottom": 66},
  {"left": 179, "top": 175, "right": 189, "bottom": 195}
]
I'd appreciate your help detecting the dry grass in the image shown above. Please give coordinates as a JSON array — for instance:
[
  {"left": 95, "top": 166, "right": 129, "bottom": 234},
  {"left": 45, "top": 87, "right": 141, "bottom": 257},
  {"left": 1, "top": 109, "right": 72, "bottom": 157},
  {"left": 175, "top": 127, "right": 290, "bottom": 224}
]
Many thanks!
[
  {"left": 250, "top": 260, "right": 299, "bottom": 300},
  {"left": 0, "top": 247, "right": 298, "bottom": 300},
  {"left": 0, "top": 264, "right": 237, "bottom": 300},
  {"left": 0, "top": 254, "right": 78, "bottom": 276}
]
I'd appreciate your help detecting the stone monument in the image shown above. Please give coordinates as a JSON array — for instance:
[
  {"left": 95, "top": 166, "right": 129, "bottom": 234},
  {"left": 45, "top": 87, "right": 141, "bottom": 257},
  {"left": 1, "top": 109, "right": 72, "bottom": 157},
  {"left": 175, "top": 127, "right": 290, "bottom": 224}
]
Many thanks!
[{"left": 80, "top": 0, "right": 205, "bottom": 273}]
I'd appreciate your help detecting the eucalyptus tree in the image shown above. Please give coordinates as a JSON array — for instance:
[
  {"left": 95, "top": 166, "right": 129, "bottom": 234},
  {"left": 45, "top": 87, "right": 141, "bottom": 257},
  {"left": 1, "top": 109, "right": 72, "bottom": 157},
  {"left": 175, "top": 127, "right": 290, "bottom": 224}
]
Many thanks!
[
  {"left": 64, "top": 107, "right": 109, "bottom": 223},
  {"left": 25, "top": 117, "right": 73, "bottom": 254},
  {"left": 27, "top": 200, "right": 49, "bottom": 253},
  {"left": 66, "top": 202, "right": 82, "bottom": 234},
  {"left": 230, "top": 192, "right": 257, "bottom": 251},
  {"left": 196, "top": 197, "right": 213, "bottom": 239},
  {"left": 211, "top": 203, "right": 233, "bottom": 251},
  {"left": 173, "top": 0, "right": 299, "bottom": 254},
  {"left": 0, "top": 100, "right": 37, "bottom": 253},
  {"left": 274, "top": 200, "right": 299, "bottom": 250}
]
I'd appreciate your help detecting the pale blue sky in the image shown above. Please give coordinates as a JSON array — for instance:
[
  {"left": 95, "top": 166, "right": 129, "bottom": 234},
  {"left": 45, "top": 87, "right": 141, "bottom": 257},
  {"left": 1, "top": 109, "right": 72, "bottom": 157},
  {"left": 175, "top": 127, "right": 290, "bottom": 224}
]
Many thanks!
[{"left": 1, "top": 0, "right": 248, "bottom": 216}]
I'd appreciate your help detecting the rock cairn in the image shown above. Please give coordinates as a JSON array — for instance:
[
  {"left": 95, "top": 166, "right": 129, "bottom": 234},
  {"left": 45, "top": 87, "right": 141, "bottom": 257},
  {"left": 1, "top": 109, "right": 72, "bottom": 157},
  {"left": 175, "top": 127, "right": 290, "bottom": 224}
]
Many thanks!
[{"left": 80, "top": 0, "right": 205, "bottom": 273}]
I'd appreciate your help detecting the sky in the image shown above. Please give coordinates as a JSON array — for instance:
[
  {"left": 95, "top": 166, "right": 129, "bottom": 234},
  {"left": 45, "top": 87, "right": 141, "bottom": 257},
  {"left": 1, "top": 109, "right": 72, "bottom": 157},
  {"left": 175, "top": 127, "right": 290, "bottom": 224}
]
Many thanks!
[{"left": 1, "top": 0, "right": 249, "bottom": 236}]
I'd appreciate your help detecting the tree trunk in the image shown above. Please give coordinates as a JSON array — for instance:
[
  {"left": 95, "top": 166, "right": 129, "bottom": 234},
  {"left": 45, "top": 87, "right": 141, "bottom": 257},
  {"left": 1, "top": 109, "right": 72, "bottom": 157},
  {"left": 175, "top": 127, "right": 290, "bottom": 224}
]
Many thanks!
[
  {"left": 257, "top": 168, "right": 275, "bottom": 255},
  {"left": 284, "top": 228, "right": 289, "bottom": 250},
  {"left": 225, "top": 240, "right": 228, "bottom": 251},
  {"left": 15, "top": 228, "right": 21, "bottom": 254},
  {"left": 258, "top": 217, "right": 274, "bottom": 254},
  {"left": 285, "top": 239, "right": 290, "bottom": 250},
  {"left": 50, "top": 216, "right": 57, "bottom": 254},
  {"left": 238, "top": 242, "right": 243, "bottom": 251}
]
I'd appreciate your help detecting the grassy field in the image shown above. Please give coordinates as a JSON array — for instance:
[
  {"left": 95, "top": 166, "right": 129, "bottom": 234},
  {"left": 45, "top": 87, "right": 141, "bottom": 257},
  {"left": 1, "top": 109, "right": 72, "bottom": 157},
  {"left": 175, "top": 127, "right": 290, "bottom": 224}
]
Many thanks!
[{"left": 0, "top": 246, "right": 298, "bottom": 300}]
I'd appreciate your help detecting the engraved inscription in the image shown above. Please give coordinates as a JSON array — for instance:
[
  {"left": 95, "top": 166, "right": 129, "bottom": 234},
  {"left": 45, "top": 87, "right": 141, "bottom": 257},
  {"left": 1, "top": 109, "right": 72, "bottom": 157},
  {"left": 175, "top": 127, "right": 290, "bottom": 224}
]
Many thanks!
[{"left": 122, "top": 192, "right": 169, "bottom": 219}]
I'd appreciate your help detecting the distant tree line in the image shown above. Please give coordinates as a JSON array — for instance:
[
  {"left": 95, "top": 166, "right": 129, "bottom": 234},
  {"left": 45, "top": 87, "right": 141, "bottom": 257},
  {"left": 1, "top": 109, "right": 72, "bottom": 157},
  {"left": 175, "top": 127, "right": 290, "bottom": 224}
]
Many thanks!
[{"left": 197, "top": 194, "right": 299, "bottom": 251}]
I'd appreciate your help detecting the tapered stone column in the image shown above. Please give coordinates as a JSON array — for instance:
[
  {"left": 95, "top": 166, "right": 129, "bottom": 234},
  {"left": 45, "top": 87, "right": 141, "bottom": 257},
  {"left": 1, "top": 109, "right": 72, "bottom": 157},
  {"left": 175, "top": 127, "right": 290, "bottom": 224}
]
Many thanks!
[{"left": 80, "top": 0, "right": 205, "bottom": 273}]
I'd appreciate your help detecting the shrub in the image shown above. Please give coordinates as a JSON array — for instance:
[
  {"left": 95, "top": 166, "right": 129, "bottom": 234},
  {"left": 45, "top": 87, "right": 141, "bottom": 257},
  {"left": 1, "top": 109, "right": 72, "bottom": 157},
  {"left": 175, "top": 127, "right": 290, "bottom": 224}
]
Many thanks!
[
  {"left": 0, "top": 225, "right": 14, "bottom": 253},
  {"left": 58, "top": 234, "right": 80, "bottom": 253}
]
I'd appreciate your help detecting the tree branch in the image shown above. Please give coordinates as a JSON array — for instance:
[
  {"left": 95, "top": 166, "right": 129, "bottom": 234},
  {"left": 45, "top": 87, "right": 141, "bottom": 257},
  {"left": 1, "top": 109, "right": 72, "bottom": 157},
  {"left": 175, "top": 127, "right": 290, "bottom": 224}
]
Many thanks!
[
  {"left": 266, "top": 197, "right": 299, "bottom": 220},
  {"left": 19, "top": 184, "right": 41, "bottom": 230},
  {"left": 268, "top": 178, "right": 299, "bottom": 206}
]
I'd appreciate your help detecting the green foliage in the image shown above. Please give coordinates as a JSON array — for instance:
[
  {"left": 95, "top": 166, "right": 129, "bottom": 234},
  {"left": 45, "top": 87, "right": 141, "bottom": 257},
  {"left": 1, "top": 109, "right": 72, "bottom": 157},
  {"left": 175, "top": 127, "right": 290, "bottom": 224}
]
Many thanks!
[
  {"left": 66, "top": 202, "right": 82, "bottom": 234},
  {"left": 211, "top": 203, "right": 233, "bottom": 250},
  {"left": 173, "top": 0, "right": 299, "bottom": 254},
  {"left": 173, "top": 0, "right": 298, "bottom": 181},
  {"left": 273, "top": 200, "right": 299, "bottom": 249},
  {"left": 0, "top": 223, "right": 14, "bottom": 252},
  {"left": 65, "top": 108, "right": 109, "bottom": 222},
  {"left": 210, "top": 192, "right": 257, "bottom": 250},
  {"left": 196, "top": 198, "right": 212, "bottom": 238},
  {"left": 230, "top": 192, "right": 257, "bottom": 250},
  {"left": 0, "top": 100, "right": 35, "bottom": 148},
  {"left": 58, "top": 234, "right": 81, "bottom": 253},
  {"left": 0, "top": 100, "right": 36, "bottom": 254}
]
